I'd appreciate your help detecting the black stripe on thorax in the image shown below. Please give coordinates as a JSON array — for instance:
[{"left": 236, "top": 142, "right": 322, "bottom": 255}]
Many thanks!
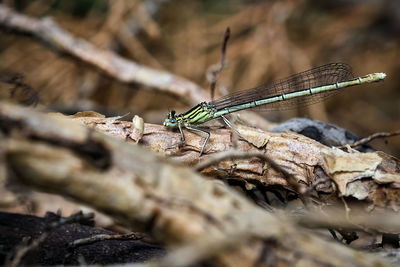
[{"left": 183, "top": 103, "right": 205, "bottom": 119}]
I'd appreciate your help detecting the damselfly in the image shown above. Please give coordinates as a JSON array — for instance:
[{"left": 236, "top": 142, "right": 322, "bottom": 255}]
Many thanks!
[{"left": 163, "top": 63, "right": 386, "bottom": 156}]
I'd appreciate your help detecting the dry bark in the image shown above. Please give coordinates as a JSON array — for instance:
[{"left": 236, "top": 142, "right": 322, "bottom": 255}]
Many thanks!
[
  {"left": 0, "top": 101, "right": 396, "bottom": 266},
  {"left": 71, "top": 112, "right": 400, "bottom": 212},
  {"left": 0, "top": 4, "right": 398, "bottom": 266}
]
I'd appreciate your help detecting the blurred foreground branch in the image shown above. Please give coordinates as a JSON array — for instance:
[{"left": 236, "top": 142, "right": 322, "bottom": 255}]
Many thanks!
[
  {"left": 0, "top": 101, "right": 395, "bottom": 266},
  {"left": 0, "top": 4, "right": 208, "bottom": 105}
]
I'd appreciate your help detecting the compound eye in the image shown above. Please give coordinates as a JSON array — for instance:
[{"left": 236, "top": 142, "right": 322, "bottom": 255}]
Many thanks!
[{"left": 168, "top": 110, "right": 176, "bottom": 119}]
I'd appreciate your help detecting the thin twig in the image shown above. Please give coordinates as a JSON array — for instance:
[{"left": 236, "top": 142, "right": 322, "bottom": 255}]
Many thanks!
[
  {"left": 341, "top": 130, "right": 400, "bottom": 148},
  {"left": 341, "top": 197, "right": 351, "bottom": 221},
  {"left": 210, "top": 27, "right": 230, "bottom": 101},
  {"left": 5, "top": 211, "right": 94, "bottom": 267},
  {"left": 5, "top": 233, "right": 49, "bottom": 267},
  {"left": 0, "top": 73, "right": 40, "bottom": 106},
  {"left": 68, "top": 232, "right": 144, "bottom": 249}
]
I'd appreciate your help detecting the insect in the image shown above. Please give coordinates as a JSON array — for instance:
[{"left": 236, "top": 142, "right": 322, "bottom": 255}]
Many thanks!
[{"left": 163, "top": 63, "right": 386, "bottom": 157}]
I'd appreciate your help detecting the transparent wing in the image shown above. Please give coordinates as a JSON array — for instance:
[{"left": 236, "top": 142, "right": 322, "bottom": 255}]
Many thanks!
[{"left": 210, "top": 63, "right": 353, "bottom": 111}]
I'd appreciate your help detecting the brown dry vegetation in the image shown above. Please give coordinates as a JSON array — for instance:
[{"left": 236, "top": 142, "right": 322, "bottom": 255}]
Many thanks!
[
  {"left": 1, "top": 1, "right": 399, "bottom": 152},
  {"left": 0, "top": 1, "right": 400, "bottom": 266}
]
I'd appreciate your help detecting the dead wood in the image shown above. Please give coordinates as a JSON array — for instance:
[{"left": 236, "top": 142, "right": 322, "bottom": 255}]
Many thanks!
[
  {"left": 0, "top": 4, "right": 208, "bottom": 105},
  {"left": 71, "top": 112, "right": 400, "bottom": 212},
  {"left": 0, "top": 101, "right": 396, "bottom": 266},
  {"left": 0, "top": 4, "right": 398, "bottom": 266},
  {"left": 346, "top": 130, "right": 400, "bottom": 149},
  {"left": 270, "top": 117, "right": 375, "bottom": 150},
  {"left": 0, "top": 4, "right": 275, "bottom": 132}
]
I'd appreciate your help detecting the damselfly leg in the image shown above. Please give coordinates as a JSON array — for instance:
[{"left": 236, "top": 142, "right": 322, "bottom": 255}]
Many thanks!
[
  {"left": 167, "top": 123, "right": 185, "bottom": 149},
  {"left": 185, "top": 125, "right": 210, "bottom": 158},
  {"left": 221, "top": 115, "right": 253, "bottom": 145}
]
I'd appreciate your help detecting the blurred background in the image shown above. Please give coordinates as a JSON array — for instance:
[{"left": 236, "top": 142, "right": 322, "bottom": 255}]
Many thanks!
[{"left": 0, "top": 0, "right": 399, "bottom": 158}]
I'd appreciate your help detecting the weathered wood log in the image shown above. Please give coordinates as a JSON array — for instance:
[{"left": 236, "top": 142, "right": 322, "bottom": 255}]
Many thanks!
[{"left": 0, "top": 102, "right": 395, "bottom": 266}]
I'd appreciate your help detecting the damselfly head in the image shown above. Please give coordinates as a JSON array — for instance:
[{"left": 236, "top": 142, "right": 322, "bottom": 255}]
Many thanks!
[
  {"left": 168, "top": 110, "right": 176, "bottom": 119},
  {"left": 163, "top": 110, "right": 178, "bottom": 128}
]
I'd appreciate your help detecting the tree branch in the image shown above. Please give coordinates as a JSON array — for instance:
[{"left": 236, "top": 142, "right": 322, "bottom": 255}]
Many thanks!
[
  {"left": 70, "top": 113, "right": 400, "bottom": 212},
  {"left": 0, "top": 101, "right": 394, "bottom": 266},
  {"left": 0, "top": 4, "right": 208, "bottom": 105}
]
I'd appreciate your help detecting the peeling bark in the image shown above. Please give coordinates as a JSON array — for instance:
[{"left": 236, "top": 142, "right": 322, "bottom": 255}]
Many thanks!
[{"left": 0, "top": 102, "right": 396, "bottom": 266}]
